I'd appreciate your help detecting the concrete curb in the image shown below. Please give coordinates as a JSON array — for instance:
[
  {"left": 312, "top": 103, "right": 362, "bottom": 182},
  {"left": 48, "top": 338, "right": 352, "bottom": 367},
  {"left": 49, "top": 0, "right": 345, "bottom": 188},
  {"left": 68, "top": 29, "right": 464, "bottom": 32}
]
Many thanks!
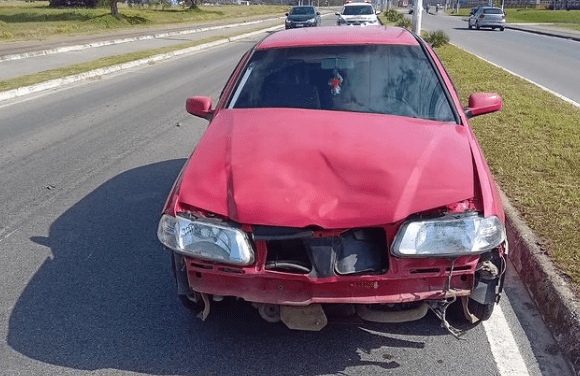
[
  {"left": 505, "top": 24, "right": 580, "bottom": 43},
  {"left": 503, "top": 191, "right": 580, "bottom": 374},
  {"left": 0, "top": 24, "right": 283, "bottom": 102},
  {"left": 0, "top": 17, "right": 285, "bottom": 63}
]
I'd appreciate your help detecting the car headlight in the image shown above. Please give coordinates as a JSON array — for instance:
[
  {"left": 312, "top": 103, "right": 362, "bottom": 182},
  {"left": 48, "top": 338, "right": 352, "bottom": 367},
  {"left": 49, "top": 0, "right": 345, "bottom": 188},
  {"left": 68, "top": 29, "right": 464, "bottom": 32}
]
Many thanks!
[
  {"left": 307, "top": 17, "right": 316, "bottom": 24},
  {"left": 391, "top": 214, "right": 506, "bottom": 258},
  {"left": 157, "top": 214, "right": 254, "bottom": 265}
]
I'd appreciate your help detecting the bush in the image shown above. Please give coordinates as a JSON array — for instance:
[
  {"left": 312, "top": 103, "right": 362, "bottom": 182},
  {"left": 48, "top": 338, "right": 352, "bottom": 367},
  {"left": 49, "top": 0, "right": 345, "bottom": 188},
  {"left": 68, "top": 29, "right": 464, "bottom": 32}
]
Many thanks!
[
  {"left": 396, "top": 17, "right": 411, "bottom": 29},
  {"left": 383, "top": 8, "right": 403, "bottom": 22},
  {"left": 423, "top": 30, "right": 450, "bottom": 48}
]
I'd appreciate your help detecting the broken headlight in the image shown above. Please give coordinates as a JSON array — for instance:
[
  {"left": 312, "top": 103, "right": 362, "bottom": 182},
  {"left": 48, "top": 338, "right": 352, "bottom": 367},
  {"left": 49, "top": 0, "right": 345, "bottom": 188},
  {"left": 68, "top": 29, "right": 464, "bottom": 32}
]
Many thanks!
[
  {"left": 157, "top": 214, "right": 254, "bottom": 265},
  {"left": 391, "top": 214, "right": 505, "bottom": 258}
]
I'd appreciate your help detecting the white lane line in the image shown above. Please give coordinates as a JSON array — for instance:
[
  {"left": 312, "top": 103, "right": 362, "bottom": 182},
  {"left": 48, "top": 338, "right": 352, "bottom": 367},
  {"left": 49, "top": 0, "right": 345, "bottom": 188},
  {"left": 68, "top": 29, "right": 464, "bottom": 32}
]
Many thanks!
[
  {"left": 451, "top": 43, "right": 580, "bottom": 109},
  {"left": 483, "top": 304, "right": 531, "bottom": 376}
]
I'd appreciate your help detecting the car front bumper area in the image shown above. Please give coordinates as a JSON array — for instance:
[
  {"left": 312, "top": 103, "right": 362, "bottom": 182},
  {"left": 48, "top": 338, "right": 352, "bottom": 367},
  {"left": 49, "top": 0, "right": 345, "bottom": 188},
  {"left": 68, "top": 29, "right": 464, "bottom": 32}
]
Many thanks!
[
  {"left": 172, "top": 225, "right": 506, "bottom": 331},
  {"left": 183, "top": 255, "right": 477, "bottom": 306}
]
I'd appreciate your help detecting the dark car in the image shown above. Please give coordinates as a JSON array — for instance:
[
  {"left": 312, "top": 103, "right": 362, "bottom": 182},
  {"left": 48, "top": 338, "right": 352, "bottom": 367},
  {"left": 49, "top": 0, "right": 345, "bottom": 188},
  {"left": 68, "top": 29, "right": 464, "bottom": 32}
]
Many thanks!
[
  {"left": 285, "top": 6, "right": 321, "bottom": 29},
  {"left": 158, "top": 26, "right": 506, "bottom": 334}
]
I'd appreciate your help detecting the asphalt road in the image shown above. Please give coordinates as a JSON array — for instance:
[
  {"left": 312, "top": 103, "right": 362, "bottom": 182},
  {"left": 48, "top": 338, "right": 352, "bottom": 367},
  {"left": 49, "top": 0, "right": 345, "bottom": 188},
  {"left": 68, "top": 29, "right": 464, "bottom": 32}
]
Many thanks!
[
  {"left": 0, "top": 15, "right": 575, "bottom": 376},
  {"left": 419, "top": 11, "right": 580, "bottom": 104}
]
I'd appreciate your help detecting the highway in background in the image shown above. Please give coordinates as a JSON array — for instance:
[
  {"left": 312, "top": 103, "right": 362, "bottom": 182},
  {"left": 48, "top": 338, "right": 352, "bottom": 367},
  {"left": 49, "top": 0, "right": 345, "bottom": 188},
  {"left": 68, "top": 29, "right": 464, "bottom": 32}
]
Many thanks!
[{"left": 419, "top": 10, "right": 580, "bottom": 104}]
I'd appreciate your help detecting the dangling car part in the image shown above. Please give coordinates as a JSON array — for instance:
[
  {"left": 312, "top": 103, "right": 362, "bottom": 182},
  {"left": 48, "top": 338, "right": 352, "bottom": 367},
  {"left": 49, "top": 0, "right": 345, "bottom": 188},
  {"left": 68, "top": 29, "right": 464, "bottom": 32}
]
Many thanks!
[{"left": 157, "top": 26, "right": 507, "bottom": 333}]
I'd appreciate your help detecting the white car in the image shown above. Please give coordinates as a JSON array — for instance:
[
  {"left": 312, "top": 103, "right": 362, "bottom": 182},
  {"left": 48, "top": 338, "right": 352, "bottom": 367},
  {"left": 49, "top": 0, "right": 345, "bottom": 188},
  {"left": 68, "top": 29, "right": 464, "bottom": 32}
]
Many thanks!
[{"left": 336, "top": 2, "right": 381, "bottom": 26}]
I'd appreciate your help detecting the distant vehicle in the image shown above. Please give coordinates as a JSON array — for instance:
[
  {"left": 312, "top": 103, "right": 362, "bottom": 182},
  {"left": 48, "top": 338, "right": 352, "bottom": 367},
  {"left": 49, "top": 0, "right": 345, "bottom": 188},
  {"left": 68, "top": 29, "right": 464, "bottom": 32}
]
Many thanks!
[
  {"left": 285, "top": 6, "right": 321, "bottom": 29},
  {"left": 468, "top": 7, "right": 506, "bottom": 31},
  {"left": 335, "top": 2, "right": 381, "bottom": 26}
]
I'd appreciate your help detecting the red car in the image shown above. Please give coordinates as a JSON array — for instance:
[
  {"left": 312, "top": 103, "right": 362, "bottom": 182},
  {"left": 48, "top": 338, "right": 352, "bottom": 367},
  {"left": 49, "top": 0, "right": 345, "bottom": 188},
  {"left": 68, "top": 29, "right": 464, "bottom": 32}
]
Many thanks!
[{"left": 157, "top": 26, "right": 506, "bottom": 334}]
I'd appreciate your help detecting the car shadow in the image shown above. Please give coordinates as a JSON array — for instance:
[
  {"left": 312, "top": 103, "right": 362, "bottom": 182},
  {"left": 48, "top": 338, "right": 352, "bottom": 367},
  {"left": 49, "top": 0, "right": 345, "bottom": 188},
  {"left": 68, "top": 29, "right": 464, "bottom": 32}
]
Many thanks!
[{"left": 9, "top": 160, "right": 455, "bottom": 375}]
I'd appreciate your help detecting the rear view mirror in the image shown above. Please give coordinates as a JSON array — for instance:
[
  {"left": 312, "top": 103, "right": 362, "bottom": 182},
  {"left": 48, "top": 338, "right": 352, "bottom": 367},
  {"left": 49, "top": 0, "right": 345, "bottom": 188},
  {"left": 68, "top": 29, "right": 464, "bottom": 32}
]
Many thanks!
[
  {"left": 186, "top": 97, "right": 213, "bottom": 120},
  {"left": 464, "top": 93, "right": 502, "bottom": 119}
]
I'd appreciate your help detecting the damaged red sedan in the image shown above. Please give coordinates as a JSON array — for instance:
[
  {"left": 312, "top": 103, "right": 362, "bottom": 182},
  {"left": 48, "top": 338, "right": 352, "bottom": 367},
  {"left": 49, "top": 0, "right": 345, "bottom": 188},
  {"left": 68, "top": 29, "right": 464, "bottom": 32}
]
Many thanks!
[{"left": 157, "top": 26, "right": 507, "bottom": 334}]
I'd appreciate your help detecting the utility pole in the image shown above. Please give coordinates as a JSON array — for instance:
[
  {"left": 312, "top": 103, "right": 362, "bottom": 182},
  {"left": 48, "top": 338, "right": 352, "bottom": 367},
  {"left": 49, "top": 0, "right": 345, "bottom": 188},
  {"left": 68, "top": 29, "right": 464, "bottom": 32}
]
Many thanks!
[{"left": 412, "top": 0, "right": 423, "bottom": 35}]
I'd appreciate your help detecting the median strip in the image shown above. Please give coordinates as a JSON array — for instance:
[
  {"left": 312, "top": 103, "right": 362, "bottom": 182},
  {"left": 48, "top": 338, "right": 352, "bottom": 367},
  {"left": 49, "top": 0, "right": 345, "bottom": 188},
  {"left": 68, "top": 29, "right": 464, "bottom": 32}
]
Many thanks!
[{"left": 0, "top": 24, "right": 283, "bottom": 102}]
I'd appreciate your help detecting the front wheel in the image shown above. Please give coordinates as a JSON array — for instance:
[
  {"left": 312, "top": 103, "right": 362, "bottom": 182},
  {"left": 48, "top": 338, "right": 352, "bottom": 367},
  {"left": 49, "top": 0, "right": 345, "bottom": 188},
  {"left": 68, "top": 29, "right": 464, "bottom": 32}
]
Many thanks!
[
  {"left": 500, "top": 27, "right": 505, "bottom": 31},
  {"left": 447, "top": 297, "right": 495, "bottom": 330},
  {"left": 476, "top": 21, "right": 481, "bottom": 30},
  {"left": 466, "top": 298, "right": 495, "bottom": 321}
]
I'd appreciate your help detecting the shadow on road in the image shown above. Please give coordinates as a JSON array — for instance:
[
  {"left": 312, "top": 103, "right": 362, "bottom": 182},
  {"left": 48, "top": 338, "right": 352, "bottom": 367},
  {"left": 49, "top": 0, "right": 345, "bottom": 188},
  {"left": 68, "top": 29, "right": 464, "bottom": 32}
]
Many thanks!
[{"left": 8, "top": 159, "right": 452, "bottom": 375}]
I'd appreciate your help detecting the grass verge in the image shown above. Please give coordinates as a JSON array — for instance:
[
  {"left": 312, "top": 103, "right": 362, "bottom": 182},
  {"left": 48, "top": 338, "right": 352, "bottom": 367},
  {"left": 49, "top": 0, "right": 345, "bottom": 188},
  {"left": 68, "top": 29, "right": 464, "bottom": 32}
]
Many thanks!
[
  {"left": 437, "top": 44, "right": 580, "bottom": 291},
  {"left": 0, "top": 26, "right": 269, "bottom": 92},
  {"left": 0, "top": 1, "right": 289, "bottom": 42}
]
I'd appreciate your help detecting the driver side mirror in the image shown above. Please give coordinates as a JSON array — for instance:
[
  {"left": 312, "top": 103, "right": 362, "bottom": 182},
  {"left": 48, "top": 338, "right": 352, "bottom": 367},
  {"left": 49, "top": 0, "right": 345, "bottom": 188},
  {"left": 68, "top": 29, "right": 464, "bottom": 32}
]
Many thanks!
[{"left": 186, "top": 96, "right": 213, "bottom": 120}]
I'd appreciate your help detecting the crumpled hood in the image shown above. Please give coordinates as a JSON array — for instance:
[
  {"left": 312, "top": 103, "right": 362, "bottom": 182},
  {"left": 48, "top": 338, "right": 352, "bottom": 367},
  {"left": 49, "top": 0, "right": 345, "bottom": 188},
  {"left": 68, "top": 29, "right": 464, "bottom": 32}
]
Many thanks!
[{"left": 174, "top": 108, "right": 476, "bottom": 228}]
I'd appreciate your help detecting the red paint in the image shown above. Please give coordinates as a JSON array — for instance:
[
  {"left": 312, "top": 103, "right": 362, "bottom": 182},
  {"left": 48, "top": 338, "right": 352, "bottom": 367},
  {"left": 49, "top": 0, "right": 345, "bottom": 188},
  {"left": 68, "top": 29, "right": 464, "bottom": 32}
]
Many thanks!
[{"left": 171, "top": 108, "right": 476, "bottom": 228}]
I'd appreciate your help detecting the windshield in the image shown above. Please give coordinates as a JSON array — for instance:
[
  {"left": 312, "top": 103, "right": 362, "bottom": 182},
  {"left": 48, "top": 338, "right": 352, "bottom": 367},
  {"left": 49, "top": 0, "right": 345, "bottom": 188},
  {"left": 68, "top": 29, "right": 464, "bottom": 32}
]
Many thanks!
[
  {"left": 483, "top": 8, "right": 503, "bottom": 14},
  {"left": 290, "top": 7, "right": 315, "bottom": 15},
  {"left": 342, "top": 5, "right": 374, "bottom": 15},
  {"left": 229, "top": 45, "right": 456, "bottom": 123}
]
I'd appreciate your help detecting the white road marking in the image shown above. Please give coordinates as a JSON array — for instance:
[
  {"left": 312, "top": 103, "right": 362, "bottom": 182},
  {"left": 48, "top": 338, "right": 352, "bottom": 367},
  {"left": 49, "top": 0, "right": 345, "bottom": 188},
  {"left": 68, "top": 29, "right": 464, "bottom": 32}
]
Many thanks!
[
  {"left": 451, "top": 43, "right": 580, "bottom": 109},
  {"left": 483, "top": 304, "right": 531, "bottom": 376}
]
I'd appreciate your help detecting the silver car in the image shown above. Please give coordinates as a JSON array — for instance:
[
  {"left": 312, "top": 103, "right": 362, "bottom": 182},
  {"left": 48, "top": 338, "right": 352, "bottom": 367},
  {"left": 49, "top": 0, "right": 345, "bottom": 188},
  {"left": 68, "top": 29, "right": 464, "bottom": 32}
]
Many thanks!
[{"left": 468, "top": 7, "right": 506, "bottom": 31}]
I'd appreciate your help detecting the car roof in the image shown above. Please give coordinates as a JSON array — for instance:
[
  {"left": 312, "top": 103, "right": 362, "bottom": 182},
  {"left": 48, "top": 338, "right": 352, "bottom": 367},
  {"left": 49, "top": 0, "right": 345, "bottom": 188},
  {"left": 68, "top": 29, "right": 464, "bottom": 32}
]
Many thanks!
[
  {"left": 256, "top": 26, "right": 419, "bottom": 50},
  {"left": 344, "top": 2, "right": 374, "bottom": 6}
]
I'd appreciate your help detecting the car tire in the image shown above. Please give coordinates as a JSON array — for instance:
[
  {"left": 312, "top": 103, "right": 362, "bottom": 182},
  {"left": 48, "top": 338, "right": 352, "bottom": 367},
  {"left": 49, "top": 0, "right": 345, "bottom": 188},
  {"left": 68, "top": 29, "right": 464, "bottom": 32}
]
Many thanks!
[
  {"left": 179, "top": 293, "right": 204, "bottom": 312},
  {"left": 467, "top": 299, "right": 495, "bottom": 321},
  {"left": 476, "top": 21, "right": 480, "bottom": 30},
  {"left": 468, "top": 23, "right": 472, "bottom": 29},
  {"left": 500, "top": 27, "right": 505, "bottom": 31},
  {"left": 447, "top": 297, "right": 495, "bottom": 330}
]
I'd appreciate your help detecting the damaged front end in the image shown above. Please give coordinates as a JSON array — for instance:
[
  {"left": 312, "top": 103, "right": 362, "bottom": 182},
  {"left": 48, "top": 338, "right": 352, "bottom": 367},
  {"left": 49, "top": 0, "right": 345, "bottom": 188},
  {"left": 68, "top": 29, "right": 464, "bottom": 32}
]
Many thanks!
[{"left": 158, "top": 204, "right": 507, "bottom": 334}]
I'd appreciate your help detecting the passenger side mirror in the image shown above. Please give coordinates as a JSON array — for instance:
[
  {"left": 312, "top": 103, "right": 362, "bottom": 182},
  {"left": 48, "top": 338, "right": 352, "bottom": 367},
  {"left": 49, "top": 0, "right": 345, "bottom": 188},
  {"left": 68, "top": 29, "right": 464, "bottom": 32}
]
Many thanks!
[
  {"left": 186, "top": 96, "right": 213, "bottom": 120},
  {"left": 464, "top": 93, "right": 502, "bottom": 119}
]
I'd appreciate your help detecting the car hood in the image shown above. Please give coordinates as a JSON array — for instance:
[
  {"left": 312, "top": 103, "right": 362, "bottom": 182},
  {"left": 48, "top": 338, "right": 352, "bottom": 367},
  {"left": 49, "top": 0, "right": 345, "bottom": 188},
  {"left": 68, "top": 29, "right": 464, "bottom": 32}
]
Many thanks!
[
  {"left": 287, "top": 14, "right": 316, "bottom": 21},
  {"left": 340, "top": 14, "right": 376, "bottom": 21},
  {"left": 174, "top": 108, "right": 476, "bottom": 228}
]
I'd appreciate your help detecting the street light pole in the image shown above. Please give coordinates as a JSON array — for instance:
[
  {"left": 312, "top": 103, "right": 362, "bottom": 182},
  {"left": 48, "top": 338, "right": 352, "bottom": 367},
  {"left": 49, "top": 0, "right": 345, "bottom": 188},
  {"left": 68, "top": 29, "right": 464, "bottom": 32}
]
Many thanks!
[{"left": 412, "top": 0, "right": 423, "bottom": 35}]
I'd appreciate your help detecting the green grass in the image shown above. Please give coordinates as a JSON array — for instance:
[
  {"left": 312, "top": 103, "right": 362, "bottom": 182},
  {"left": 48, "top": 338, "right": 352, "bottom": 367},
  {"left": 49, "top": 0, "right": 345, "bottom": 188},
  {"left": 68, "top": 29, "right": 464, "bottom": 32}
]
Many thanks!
[
  {"left": 437, "top": 45, "right": 580, "bottom": 291},
  {"left": 0, "top": 1, "right": 289, "bottom": 42},
  {"left": 0, "top": 27, "right": 264, "bottom": 91},
  {"left": 505, "top": 8, "right": 580, "bottom": 24}
]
